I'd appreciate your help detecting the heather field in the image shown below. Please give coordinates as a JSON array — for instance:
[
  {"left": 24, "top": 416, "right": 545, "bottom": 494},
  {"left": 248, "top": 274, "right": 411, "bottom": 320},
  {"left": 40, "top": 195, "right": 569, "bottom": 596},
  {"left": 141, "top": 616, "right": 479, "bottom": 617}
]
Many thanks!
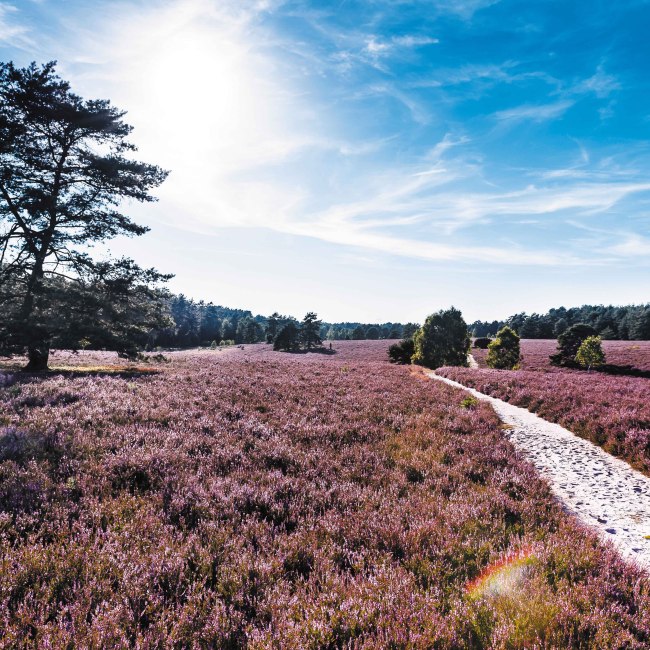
[
  {"left": 1, "top": 342, "right": 650, "bottom": 648},
  {"left": 449, "top": 342, "right": 650, "bottom": 475},
  {"left": 472, "top": 340, "right": 650, "bottom": 373}
]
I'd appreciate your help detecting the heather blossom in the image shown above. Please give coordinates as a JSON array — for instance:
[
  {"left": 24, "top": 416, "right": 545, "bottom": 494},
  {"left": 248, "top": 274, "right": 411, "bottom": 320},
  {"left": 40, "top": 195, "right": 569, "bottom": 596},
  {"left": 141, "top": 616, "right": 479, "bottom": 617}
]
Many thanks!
[{"left": 0, "top": 341, "right": 648, "bottom": 647}]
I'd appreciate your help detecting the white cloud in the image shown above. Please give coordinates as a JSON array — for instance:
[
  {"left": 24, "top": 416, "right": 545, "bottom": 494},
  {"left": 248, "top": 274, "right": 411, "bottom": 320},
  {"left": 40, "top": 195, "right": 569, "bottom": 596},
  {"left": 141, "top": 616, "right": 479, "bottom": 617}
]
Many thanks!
[
  {"left": 432, "top": 0, "right": 502, "bottom": 19},
  {"left": 364, "top": 34, "right": 439, "bottom": 57},
  {"left": 569, "top": 65, "right": 620, "bottom": 99},
  {"left": 607, "top": 234, "right": 650, "bottom": 256},
  {"left": 31, "top": 0, "right": 650, "bottom": 272},
  {"left": 494, "top": 99, "right": 574, "bottom": 122},
  {"left": 0, "top": 3, "right": 34, "bottom": 49}
]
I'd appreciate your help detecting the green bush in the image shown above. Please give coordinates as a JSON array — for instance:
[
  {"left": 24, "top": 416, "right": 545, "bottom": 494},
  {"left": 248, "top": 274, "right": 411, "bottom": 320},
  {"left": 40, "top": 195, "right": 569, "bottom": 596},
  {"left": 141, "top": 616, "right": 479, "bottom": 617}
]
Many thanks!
[
  {"left": 412, "top": 307, "right": 470, "bottom": 369},
  {"left": 575, "top": 335, "right": 605, "bottom": 371},
  {"left": 388, "top": 339, "right": 415, "bottom": 364},
  {"left": 550, "top": 323, "right": 596, "bottom": 367},
  {"left": 486, "top": 326, "right": 520, "bottom": 370}
]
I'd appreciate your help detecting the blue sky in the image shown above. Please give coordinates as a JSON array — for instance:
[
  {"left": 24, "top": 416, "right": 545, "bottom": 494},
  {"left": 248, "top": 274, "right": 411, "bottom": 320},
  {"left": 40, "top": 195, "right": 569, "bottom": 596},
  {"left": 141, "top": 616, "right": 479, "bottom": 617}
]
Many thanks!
[{"left": 2, "top": 0, "right": 649, "bottom": 322}]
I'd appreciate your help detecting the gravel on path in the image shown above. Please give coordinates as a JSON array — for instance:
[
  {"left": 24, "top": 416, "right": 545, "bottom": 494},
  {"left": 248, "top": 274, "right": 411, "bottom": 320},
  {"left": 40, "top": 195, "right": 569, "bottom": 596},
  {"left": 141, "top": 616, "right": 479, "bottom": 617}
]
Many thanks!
[{"left": 428, "top": 371, "right": 650, "bottom": 572}]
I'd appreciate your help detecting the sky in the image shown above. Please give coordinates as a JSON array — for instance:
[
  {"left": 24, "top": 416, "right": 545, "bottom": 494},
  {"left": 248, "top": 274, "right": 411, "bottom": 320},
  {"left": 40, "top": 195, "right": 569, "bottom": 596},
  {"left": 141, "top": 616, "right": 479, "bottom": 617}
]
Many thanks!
[{"left": 1, "top": 0, "right": 649, "bottom": 323}]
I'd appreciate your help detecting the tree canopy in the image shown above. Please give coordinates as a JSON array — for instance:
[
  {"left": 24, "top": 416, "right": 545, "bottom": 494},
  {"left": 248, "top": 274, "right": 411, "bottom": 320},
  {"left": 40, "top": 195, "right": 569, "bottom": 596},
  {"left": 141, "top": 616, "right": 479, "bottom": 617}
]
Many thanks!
[
  {"left": 412, "top": 307, "right": 470, "bottom": 369},
  {"left": 0, "top": 61, "right": 169, "bottom": 369},
  {"left": 550, "top": 323, "right": 598, "bottom": 367},
  {"left": 575, "top": 335, "right": 606, "bottom": 371},
  {"left": 486, "top": 326, "right": 520, "bottom": 370}
]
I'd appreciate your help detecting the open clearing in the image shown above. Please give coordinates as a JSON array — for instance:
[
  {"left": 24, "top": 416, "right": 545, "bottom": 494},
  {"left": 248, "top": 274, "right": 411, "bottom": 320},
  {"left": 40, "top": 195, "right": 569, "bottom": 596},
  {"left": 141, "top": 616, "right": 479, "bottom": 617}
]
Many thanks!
[{"left": 1, "top": 342, "right": 649, "bottom": 647}]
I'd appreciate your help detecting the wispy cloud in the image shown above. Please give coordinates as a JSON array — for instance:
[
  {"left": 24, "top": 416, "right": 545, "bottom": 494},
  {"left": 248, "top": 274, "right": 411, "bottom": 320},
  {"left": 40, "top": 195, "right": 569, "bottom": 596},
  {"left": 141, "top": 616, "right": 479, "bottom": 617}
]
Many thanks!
[
  {"left": 568, "top": 65, "right": 621, "bottom": 99},
  {"left": 432, "top": 0, "right": 503, "bottom": 19},
  {"left": 494, "top": 99, "right": 574, "bottom": 123},
  {"left": 0, "top": 2, "right": 34, "bottom": 49},
  {"left": 18, "top": 0, "right": 650, "bottom": 280},
  {"left": 364, "top": 33, "right": 439, "bottom": 62}
]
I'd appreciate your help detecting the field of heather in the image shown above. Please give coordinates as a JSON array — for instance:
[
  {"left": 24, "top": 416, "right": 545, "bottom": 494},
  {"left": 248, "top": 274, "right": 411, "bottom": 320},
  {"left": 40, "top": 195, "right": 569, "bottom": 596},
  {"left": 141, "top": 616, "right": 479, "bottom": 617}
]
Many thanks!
[
  {"left": 1, "top": 341, "right": 649, "bottom": 648},
  {"left": 446, "top": 341, "right": 650, "bottom": 475},
  {"left": 472, "top": 339, "right": 650, "bottom": 372}
]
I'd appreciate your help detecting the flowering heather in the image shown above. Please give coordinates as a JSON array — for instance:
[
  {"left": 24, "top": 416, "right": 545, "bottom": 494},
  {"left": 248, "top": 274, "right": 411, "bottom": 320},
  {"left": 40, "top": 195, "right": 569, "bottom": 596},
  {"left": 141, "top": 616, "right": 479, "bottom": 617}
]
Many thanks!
[
  {"left": 438, "top": 366, "right": 650, "bottom": 474},
  {"left": 1, "top": 343, "right": 649, "bottom": 647},
  {"left": 472, "top": 339, "right": 650, "bottom": 373}
]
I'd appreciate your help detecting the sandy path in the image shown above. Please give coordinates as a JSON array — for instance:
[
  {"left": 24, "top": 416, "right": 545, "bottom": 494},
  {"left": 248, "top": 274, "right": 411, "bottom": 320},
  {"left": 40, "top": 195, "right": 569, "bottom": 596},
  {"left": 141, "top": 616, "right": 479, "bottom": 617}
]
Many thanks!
[{"left": 428, "top": 371, "right": 650, "bottom": 572}]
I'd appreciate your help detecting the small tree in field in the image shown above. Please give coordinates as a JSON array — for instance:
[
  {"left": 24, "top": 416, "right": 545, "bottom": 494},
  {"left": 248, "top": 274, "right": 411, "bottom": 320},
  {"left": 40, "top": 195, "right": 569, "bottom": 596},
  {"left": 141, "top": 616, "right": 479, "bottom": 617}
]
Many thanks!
[
  {"left": 486, "top": 326, "right": 520, "bottom": 370},
  {"left": 412, "top": 307, "right": 470, "bottom": 369},
  {"left": 575, "top": 335, "right": 605, "bottom": 371},
  {"left": 550, "top": 323, "right": 597, "bottom": 367}
]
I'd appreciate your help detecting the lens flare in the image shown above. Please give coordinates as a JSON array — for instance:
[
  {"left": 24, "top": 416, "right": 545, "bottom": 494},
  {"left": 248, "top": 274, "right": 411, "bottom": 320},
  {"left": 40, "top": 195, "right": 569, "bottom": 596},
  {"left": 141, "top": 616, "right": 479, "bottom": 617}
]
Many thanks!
[{"left": 466, "top": 547, "right": 536, "bottom": 599}]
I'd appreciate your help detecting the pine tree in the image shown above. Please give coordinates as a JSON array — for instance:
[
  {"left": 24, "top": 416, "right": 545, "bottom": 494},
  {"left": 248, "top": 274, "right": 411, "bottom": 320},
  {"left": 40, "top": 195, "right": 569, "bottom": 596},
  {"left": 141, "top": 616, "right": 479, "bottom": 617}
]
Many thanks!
[
  {"left": 0, "top": 62, "right": 169, "bottom": 369},
  {"left": 300, "top": 312, "right": 322, "bottom": 350}
]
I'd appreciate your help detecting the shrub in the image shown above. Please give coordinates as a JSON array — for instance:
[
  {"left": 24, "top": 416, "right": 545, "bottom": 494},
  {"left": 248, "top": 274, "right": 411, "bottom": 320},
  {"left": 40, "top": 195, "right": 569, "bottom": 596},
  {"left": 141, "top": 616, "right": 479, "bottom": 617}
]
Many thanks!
[
  {"left": 473, "top": 337, "right": 491, "bottom": 349},
  {"left": 412, "top": 307, "right": 470, "bottom": 369},
  {"left": 460, "top": 395, "right": 479, "bottom": 409},
  {"left": 575, "top": 336, "right": 605, "bottom": 371},
  {"left": 486, "top": 326, "right": 521, "bottom": 370},
  {"left": 550, "top": 323, "right": 597, "bottom": 367},
  {"left": 388, "top": 339, "right": 415, "bottom": 364}
]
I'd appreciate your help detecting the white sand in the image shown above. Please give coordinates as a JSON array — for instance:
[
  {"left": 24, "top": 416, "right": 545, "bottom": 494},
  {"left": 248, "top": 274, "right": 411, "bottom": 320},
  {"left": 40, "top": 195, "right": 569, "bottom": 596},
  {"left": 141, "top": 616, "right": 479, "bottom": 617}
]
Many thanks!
[
  {"left": 428, "top": 371, "right": 650, "bottom": 572},
  {"left": 467, "top": 353, "right": 479, "bottom": 369}
]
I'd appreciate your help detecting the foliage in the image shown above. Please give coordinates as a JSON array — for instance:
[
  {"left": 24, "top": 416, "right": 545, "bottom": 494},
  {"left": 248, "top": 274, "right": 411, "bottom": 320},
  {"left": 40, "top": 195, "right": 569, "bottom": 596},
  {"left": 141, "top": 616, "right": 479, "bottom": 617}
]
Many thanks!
[
  {"left": 575, "top": 336, "right": 605, "bottom": 371},
  {"left": 470, "top": 303, "right": 650, "bottom": 341},
  {"left": 630, "top": 308, "right": 650, "bottom": 340},
  {"left": 412, "top": 307, "right": 470, "bottom": 369},
  {"left": 486, "top": 326, "right": 521, "bottom": 370},
  {"left": 300, "top": 312, "right": 322, "bottom": 350},
  {"left": 472, "top": 339, "right": 650, "bottom": 373},
  {"left": 473, "top": 337, "right": 491, "bottom": 349},
  {"left": 351, "top": 325, "right": 366, "bottom": 340},
  {"left": 0, "top": 343, "right": 648, "bottom": 646},
  {"left": 0, "top": 61, "right": 169, "bottom": 370},
  {"left": 460, "top": 395, "right": 479, "bottom": 409},
  {"left": 550, "top": 323, "right": 598, "bottom": 367},
  {"left": 365, "top": 326, "right": 380, "bottom": 340},
  {"left": 402, "top": 323, "right": 420, "bottom": 339},
  {"left": 273, "top": 322, "right": 300, "bottom": 351},
  {"left": 387, "top": 338, "right": 415, "bottom": 364}
]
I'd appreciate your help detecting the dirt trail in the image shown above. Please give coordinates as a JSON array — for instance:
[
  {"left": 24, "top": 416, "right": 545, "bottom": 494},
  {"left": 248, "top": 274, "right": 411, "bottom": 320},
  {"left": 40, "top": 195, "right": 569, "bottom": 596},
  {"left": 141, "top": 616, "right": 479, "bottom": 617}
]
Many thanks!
[
  {"left": 428, "top": 371, "right": 650, "bottom": 572},
  {"left": 467, "top": 353, "right": 479, "bottom": 368}
]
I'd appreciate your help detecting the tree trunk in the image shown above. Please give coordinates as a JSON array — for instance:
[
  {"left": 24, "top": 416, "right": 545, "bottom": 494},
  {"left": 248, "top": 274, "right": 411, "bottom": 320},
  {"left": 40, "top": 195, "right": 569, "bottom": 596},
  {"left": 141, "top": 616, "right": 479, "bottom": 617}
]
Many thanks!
[
  {"left": 24, "top": 344, "right": 50, "bottom": 372},
  {"left": 19, "top": 253, "right": 50, "bottom": 371}
]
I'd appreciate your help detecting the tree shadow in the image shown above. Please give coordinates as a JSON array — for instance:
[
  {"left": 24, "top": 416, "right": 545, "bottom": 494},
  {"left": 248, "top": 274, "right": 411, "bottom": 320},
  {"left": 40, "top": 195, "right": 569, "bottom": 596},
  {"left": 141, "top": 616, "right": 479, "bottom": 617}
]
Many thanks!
[
  {"left": 598, "top": 364, "right": 650, "bottom": 379},
  {"left": 0, "top": 365, "right": 160, "bottom": 386},
  {"left": 553, "top": 361, "right": 650, "bottom": 379},
  {"left": 283, "top": 347, "right": 338, "bottom": 356}
]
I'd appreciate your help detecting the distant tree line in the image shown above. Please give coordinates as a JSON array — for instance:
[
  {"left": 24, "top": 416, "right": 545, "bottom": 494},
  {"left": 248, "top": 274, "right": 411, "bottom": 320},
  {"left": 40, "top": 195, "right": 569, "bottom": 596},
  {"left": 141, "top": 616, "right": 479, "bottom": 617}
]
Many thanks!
[
  {"left": 147, "top": 294, "right": 419, "bottom": 349},
  {"left": 470, "top": 304, "right": 650, "bottom": 341}
]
